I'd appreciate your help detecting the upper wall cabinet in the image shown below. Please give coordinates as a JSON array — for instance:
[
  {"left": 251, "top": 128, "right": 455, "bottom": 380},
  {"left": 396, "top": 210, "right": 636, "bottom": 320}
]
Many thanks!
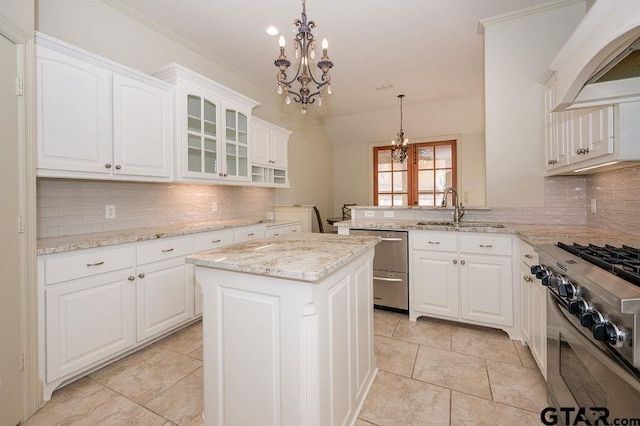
[
  {"left": 250, "top": 117, "right": 291, "bottom": 187},
  {"left": 151, "top": 64, "right": 259, "bottom": 184},
  {"left": 36, "top": 33, "right": 173, "bottom": 181}
]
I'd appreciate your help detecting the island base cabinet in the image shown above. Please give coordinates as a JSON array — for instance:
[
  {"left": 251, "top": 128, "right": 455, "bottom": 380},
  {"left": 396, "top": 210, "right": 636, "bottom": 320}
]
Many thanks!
[
  {"left": 197, "top": 250, "right": 376, "bottom": 426},
  {"left": 45, "top": 269, "right": 136, "bottom": 383}
]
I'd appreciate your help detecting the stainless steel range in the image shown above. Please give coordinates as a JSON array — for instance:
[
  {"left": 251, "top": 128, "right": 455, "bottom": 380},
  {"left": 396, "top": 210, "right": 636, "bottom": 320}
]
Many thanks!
[{"left": 533, "top": 242, "right": 640, "bottom": 422}]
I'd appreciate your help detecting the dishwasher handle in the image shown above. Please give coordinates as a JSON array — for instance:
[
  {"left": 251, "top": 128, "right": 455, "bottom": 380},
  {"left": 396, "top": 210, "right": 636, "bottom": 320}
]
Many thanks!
[
  {"left": 373, "top": 276, "right": 404, "bottom": 282},
  {"left": 380, "top": 237, "right": 404, "bottom": 242}
]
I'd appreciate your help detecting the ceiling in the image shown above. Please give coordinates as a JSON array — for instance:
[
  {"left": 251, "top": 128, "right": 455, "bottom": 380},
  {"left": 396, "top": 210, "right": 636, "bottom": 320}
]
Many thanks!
[{"left": 113, "top": 0, "right": 557, "bottom": 119}]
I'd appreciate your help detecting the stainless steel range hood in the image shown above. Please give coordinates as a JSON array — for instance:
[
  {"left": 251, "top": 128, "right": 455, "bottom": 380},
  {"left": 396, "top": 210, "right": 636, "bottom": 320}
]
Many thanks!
[{"left": 549, "top": 0, "right": 640, "bottom": 111}]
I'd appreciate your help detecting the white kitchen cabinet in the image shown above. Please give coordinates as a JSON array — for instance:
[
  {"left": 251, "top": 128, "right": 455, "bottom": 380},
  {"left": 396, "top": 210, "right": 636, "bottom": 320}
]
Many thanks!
[
  {"left": 519, "top": 240, "right": 547, "bottom": 379},
  {"left": 193, "top": 229, "right": 235, "bottom": 316},
  {"left": 233, "top": 223, "right": 267, "bottom": 243},
  {"left": 251, "top": 118, "right": 291, "bottom": 187},
  {"left": 151, "top": 63, "right": 258, "bottom": 183},
  {"left": 568, "top": 106, "right": 614, "bottom": 164},
  {"left": 410, "top": 231, "right": 517, "bottom": 336},
  {"left": 264, "top": 222, "right": 302, "bottom": 237},
  {"left": 36, "top": 33, "right": 173, "bottom": 181},
  {"left": 135, "top": 236, "right": 195, "bottom": 342}
]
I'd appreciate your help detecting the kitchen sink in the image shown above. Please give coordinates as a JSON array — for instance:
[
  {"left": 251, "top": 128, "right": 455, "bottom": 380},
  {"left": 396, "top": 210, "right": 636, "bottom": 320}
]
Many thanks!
[{"left": 415, "top": 221, "right": 505, "bottom": 228}]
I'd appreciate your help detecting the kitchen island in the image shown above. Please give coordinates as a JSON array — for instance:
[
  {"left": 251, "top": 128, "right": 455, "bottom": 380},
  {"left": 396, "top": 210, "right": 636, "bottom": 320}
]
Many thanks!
[{"left": 186, "top": 232, "right": 380, "bottom": 426}]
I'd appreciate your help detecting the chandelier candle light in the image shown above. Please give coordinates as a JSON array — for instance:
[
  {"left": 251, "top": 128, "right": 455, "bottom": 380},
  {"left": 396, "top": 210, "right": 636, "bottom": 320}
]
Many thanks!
[
  {"left": 274, "top": 0, "right": 333, "bottom": 113},
  {"left": 392, "top": 94, "right": 409, "bottom": 163}
]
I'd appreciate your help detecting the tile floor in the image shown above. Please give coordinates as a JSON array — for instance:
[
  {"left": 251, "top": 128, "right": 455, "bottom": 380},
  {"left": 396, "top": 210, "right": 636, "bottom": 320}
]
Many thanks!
[{"left": 24, "top": 310, "right": 547, "bottom": 425}]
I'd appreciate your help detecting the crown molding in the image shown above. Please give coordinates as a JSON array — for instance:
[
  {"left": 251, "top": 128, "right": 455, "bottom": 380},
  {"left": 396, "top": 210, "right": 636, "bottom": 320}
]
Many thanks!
[{"left": 478, "top": 0, "right": 584, "bottom": 35}]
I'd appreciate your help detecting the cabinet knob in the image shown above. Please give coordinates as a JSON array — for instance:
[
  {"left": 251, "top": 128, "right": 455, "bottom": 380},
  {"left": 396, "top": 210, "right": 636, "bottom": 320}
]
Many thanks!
[
  {"left": 105, "top": 163, "right": 112, "bottom": 169},
  {"left": 461, "top": 260, "right": 466, "bottom": 265},
  {"left": 219, "top": 172, "right": 224, "bottom": 177},
  {"left": 525, "top": 254, "right": 533, "bottom": 259},
  {"left": 138, "top": 273, "right": 145, "bottom": 279},
  {"left": 128, "top": 276, "right": 135, "bottom": 281},
  {"left": 453, "top": 259, "right": 457, "bottom": 264},
  {"left": 223, "top": 173, "right": 227, "bottom": 177},
  {"left": 115, "top": 165, "right": 122, "bottom": 170}
]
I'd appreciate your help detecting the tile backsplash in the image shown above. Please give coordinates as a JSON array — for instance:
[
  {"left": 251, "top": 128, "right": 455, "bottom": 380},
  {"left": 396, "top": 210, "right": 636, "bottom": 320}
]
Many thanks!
[
  {"left": 37, "top": 179, "right": 275, "bottom": 239},
  {"left": 587, "top": 165, "right": 640, "bottom": 235}
]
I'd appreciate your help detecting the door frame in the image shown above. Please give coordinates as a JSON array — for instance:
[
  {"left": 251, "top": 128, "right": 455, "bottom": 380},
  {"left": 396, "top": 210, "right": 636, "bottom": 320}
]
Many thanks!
[{"left": 0, "top": 11, "right": 40, "bottom": 420}]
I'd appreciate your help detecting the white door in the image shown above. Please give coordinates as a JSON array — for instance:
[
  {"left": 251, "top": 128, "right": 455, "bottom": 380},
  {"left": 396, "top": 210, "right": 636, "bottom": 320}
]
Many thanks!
[
  {"left": 412, "top": 251, "right": 458, "bottom": 319},
  {"left": 270, "top": 130, "right": 289, "bottom": 168},
  {"left": 0, "top": 33, "right": 23, "bottom": 425}
]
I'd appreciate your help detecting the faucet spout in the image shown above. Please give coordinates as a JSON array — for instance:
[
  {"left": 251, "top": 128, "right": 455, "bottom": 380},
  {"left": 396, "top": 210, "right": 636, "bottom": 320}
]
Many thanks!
[{"left": 441, "top": 187, "right": 465, "bottom": 223}]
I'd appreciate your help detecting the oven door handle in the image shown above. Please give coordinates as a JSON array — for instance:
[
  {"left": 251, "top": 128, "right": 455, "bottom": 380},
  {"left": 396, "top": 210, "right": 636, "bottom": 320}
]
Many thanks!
[{"left": 549, "top": 292, "right": 640, "bottom": 393}]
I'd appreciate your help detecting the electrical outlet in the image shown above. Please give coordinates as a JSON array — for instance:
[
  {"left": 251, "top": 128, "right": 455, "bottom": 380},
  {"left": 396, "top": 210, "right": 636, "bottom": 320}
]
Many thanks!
[
  {"left": 364, "top": 210, "right": 375, "bottom": 218},
  {"left": 464, "top": 191, "right": 469, "bottom": 203},
  {"left": 266, "top": 211, "right": 274, "bottom": 220},
  {"left": 105, "top": 205, "right": 116, "bottom": 219},
  {"left": 383, "top": 210, "right": 394, "bottom": 218},
  {"left": 590, "top": 198, "right": 597, "bottom": 213},
  {"left": 211, "top": 202, "right": 218, "bottom": 212}
]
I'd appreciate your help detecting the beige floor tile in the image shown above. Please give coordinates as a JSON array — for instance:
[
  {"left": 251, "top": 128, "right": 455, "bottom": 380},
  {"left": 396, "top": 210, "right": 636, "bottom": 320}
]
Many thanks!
[
  {"left": 451, "top": 326, "right": 521, "bottom": 366},
  {"left": 515, "top": 342, "right": 538, "bottom": 369},
  {"left": 146, "top": 367, "right": 204, "bottom": 426},
  {"left": 360, "top": 371, "right": 450, "bottom": 426},
  {"left": 413, "top": 345, "right": 491, "bottom": 399},
  {"left": 89, "top": 343, "right": 164, "bottom": 382},
  {"left": 188, "top": 345, "right": 203, "bottom": 361},
  {"left": 391, "top": 317, "right": 453, "bottom": 350},
  {"left": 356, "top": 420, "right": 377, "bottom": 426},
  {"left": 92, "top": 347, "right": 202, "bottom": 405},
  {"left": 158, "top": 321, "right": 203, "bottom": 355},
  {"left": 374, "top": 335, "right": 418, "bottom": 377},
  {"left": 487, "top": 359, "right": 547, "bottom": 413},
  {"left": 451, "top": 391, "right": 541, "bottom": 425},
  {"left": 373, "top": 309, "right": 403, "bottom": 337},
  {"left": 23, "top": 377, "right": 166, "bottom": 426}
]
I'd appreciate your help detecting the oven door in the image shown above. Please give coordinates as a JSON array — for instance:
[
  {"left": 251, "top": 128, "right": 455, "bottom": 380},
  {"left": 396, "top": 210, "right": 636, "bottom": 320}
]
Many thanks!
[{"left": 546, "top": 292, "right": 640, "bottom": 423}]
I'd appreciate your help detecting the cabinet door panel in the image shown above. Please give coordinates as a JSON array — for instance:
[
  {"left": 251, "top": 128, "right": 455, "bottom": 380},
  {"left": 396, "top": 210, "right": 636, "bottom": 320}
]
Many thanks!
[
  {"left": 46, "top": 270, "right": 135, "bottom": 382},
  {"left": 460, "top": 255, "right": 512, "bottom": 326},
  {"left": 113, "top": 74, "right": 172, "bottom": 178},
  {"left": 136, "top": 257, "right": 194, "bottom": 341},
  {"left": 37, "top": 47, "right": 112, "bottom": 174},
  {"left": 251, "top": 122, "right": 270, "bottom": 166},
  {"left": 270, "top": 130, "right": 289, "bottom": 168},
  {"left": 412, "top": 251, "right": 458, "bottom": 319}
]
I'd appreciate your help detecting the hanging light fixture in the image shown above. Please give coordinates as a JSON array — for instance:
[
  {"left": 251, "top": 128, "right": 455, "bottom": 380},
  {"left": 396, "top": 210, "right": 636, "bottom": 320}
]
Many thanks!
[
  {"left": 274, "top": 0, "right": 333, "bottom": 114},
  {"left": 391, "top": 94, "right": 409, "bottom": 163}
]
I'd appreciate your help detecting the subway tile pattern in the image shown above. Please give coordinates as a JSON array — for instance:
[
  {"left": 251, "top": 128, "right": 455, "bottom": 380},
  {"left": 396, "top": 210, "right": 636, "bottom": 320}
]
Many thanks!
[
  {"left": 25, "top": 313, "right": 547, "bottom": 425},
  {"left": 37, "top": 179, "right": 275, "bottom": 238},
  {"left": 588, "top": 165, "right": 640, "bottom": 236}
]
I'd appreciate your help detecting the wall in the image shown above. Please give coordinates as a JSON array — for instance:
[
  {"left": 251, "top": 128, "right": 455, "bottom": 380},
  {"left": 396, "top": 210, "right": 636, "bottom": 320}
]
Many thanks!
[
  {"left": 35, "top": 0, "right": 334, "bottom": 231},
  {"left": 483, "top": 1, "right": 585, "bottom": 207},
  {"left": 588, "top": 165, "right": 640, "bottom": 236},
  {"left": 327, "top": 95, "right": 486, "bottom": 215},
  {"left": 37, "top": 179, "right": 275, "bottom": 238}
]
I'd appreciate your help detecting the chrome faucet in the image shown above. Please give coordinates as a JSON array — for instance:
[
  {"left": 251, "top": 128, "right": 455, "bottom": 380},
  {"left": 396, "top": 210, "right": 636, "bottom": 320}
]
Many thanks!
[{"left": 441, "top": 187, "right": 465, "bottom": 224}]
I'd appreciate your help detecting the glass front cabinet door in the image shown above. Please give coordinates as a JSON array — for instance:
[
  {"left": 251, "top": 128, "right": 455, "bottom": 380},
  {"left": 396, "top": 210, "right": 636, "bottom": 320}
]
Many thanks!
[{"left": 224, "top": 106, "right": 249, "bottom": 180}]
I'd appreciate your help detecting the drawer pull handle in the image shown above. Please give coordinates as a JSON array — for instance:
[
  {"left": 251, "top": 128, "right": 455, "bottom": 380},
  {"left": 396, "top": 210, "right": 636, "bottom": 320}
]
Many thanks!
[
  {"left": 479, "top": 244, "right": 493, "bottom": 248},
  {"left": 428, "top": 241, "right": 440, "bottom": 245},
  {"left": 247, "top": 233, "right": 255, "bottom": 236},
  {"left": 525, "top": 254, "right": 533, "bottom": 259},
  {"left": 86, "top": 261, "right": 104, "bottom": 267},
  {"left": 292, "top": 229, "right": 297, "bottom": 232},
  {"left": 273, "top": 233, "right": 280, "bottom": 236},
  {"left": 162, "top": 248, "right": 174, "bottom": 253},
  {"left": 373, "top": 297, "right": 384, "bottom": 300},
  {"left": 212, "top": 239, "right": 221, "bottom": 243},
  {"left": 128, "top": 276, "right": 135, "bottom": 281},
  {"left": 138, "top": 273, "right": 145, "bottom": 279},
  {"left": 373, "top": 277, "right": 403, "bottom": 282}
]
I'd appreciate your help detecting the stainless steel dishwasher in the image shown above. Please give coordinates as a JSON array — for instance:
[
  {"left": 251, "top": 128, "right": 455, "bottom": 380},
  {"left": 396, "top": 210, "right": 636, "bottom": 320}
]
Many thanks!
[{"left": 349, "top": 229, "right": 408, "bottom": 311}]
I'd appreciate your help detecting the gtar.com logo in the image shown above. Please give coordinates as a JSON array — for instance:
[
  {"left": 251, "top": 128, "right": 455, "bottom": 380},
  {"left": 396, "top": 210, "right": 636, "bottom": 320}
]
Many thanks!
[{"left": 541, "top": 407, "right": 640, "bottom": 426}]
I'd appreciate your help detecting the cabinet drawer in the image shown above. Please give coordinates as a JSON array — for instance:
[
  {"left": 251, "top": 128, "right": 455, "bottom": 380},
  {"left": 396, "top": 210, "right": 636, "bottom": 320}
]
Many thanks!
[
  {"left": 412, "top": 232, "right": 457, "bottom": 252},
  {"left": 265, "top": 223, "right": 302, "bottom": 237},
  {"left": 136, "top": 236, "right": 193, "bottom": 265},
  {"left": 44, "top": 246, "right": 135, "bottom": 285},
  {"left": 234, "top": 224, "right": 266, "bottom": 243},
  {"left": 460, "top": 234, "right": 512, "bottom": 256},
  {"left": 194, "top": 230, "right": 234, "bottom": 252},
  {"left": 520, "top": 240, "right": 538, "bottom": 266}
]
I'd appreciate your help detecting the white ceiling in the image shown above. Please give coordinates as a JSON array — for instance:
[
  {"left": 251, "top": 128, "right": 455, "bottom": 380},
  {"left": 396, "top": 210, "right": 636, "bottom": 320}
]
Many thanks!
[{"left": 114, "top": 0, "right": 556, "bottom": 119}]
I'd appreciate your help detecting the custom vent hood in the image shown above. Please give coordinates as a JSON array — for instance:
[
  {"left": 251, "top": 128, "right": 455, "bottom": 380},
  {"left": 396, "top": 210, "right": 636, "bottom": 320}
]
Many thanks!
[{"left": 548, "top": 0, "right": 640, "bottom": 111}]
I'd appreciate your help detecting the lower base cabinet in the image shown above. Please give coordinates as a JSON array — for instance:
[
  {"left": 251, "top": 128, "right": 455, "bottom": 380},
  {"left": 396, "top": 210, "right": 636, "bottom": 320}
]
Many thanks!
[{"left": 520, "top": 241, "right": 547, "bottom": 378}]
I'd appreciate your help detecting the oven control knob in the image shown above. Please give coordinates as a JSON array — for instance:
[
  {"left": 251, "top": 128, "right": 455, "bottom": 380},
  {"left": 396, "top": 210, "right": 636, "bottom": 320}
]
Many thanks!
[
  {"left": 531, "top": 265, "right": 544, "bottom": 275},
  {"left": 593, "top": 322, "right": 624, "bottom": 347},
  {"left": 568, "top": 299, "right": 589, "bottom": 316},
  {"left": 580, "top": 310, "right": 604, "bottom": 329},
  {"left": 558, "top": 283, "right": 578, "bottom": 299},
  {"left": 533, "top": 265, "right": 551, "bottom": 280}
]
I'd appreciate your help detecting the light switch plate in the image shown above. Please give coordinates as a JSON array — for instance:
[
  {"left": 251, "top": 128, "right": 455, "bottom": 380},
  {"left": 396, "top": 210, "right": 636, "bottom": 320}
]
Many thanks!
[
  {"left": 383, "top": 210, "right": 394, "bottom": 218},
  {"left": 211, "top": 202, "right": 218, "bottom": 212},
  {"left": 590, "top": 198, "right": 597, "bottom": 213},
  {"left": 105, "top": 205, "right": 116, "bottom": 219},
  {"left": 364, "top": 210, "right": 375, "bottom": 218}
]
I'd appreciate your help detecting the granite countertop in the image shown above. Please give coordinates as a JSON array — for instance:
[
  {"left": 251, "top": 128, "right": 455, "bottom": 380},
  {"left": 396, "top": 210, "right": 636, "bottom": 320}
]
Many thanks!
[
  {"left": 186, "top": 232, "right": 380, "bottom": 282},
  {"left": 336, "top": 220, "right": 640, "bottom": 248},
  {"left": 37, "top": 218, "right": 282, "bottom": 255}
]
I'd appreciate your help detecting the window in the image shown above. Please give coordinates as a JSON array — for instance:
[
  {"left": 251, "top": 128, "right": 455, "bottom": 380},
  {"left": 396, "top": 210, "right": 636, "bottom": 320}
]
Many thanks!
[{"left": 374, "top": 140, "right": 457, "bottom": 207}]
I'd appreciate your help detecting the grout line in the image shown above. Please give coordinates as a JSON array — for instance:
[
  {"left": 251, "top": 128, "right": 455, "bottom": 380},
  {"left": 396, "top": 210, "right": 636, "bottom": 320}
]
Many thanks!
[{"left": 485, "top": 358, "right": 495, "bottom": 402}]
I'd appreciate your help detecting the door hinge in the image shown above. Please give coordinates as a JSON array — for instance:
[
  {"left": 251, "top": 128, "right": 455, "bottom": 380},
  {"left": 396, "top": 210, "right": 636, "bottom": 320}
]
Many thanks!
[
  {"left": 21, "top": 353, "right": 26, "bottom": 371},
  {"left": 16, "top": 77, "right": 23, "bottom": 96},
  {"left": 18, "top": 215, "right": 24, "bottom": 233}
]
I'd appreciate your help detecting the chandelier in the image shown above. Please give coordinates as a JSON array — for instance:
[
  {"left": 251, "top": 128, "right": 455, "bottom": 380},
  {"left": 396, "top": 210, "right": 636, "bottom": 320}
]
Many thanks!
[
  {"left": 391, "top": 94, "right": 409, "bottom": 163},
  {"left": 274, "top": 0, "right": 333, "bottom": 113}
]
